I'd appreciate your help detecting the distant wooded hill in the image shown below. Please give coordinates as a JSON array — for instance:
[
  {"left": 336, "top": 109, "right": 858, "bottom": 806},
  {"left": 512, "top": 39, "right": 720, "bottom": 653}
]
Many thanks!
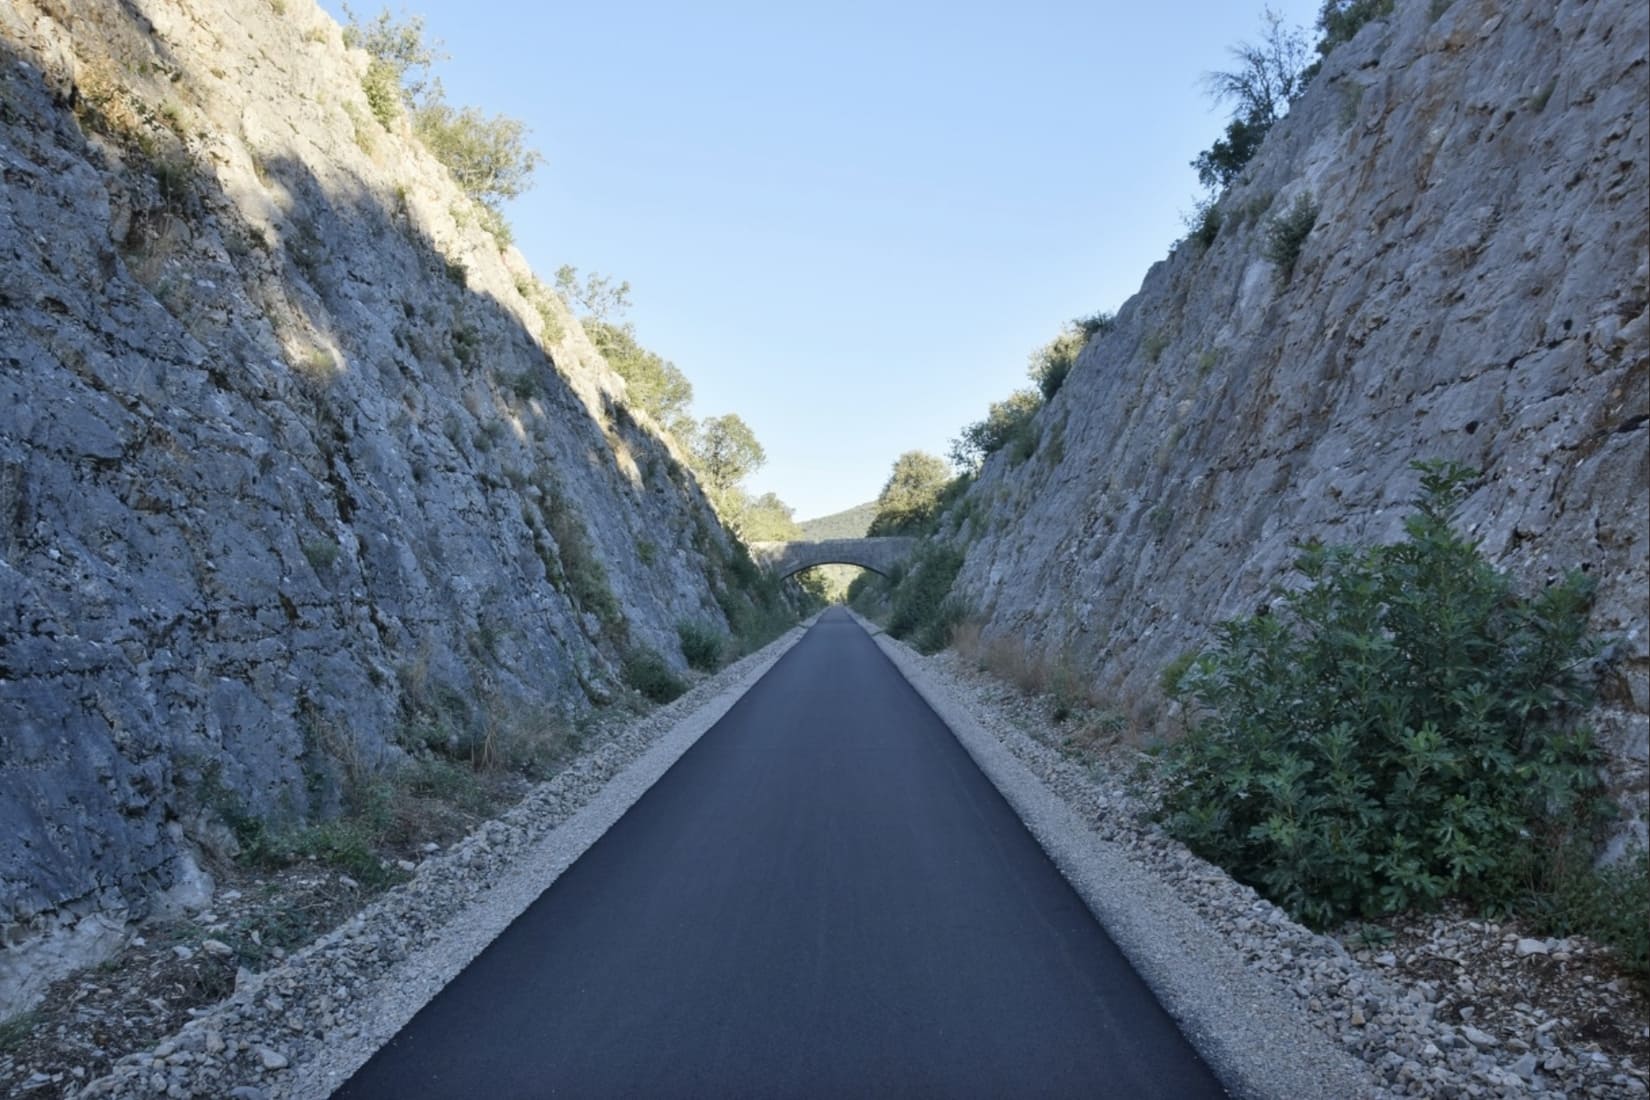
[{"left": 798, "top": 502, "right": 877, "bottom": 540}]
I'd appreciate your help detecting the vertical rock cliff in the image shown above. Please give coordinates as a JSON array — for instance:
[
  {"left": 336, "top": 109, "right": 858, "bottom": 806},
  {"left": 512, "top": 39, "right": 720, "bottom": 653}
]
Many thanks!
[
  {"left": 949, "top": 0, "right": 1647, "bottom": 816},
  {"left": 0, "top": 0, "right": 779, "bottom": 1005}
]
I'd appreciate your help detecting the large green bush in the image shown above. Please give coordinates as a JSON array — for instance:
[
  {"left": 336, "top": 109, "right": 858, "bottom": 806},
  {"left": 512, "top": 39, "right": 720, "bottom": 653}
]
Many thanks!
[
  {"left": 623, "top": 648, "right": 687, "bottom": 704},
  {"left": 677, "top": 620, "right": 725, "bottom": 671},
  {"left": 1161, "top": 462, "right": 1609, "bottom": 929}
]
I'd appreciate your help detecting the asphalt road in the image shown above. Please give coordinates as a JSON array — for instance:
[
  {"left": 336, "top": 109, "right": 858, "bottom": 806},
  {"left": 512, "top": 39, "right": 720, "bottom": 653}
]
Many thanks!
[{"left": 334, "top": 608, "right": 1226, "bottom": 1098}]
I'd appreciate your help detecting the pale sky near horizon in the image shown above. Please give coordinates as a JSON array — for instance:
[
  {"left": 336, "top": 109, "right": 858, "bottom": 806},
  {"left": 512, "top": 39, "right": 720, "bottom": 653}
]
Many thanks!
[{"left": 322, "top": 0, "right": 1323, "bottom": 519}]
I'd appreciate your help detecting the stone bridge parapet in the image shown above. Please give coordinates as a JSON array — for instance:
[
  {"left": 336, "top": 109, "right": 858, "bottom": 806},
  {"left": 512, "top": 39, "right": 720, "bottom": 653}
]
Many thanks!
[{"left": 748, "top": 537, "right": 918, "bottom": 579}]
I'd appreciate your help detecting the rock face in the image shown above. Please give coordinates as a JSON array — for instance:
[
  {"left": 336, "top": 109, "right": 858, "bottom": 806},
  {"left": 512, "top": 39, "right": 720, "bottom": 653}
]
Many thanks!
[
  {"left": 0, "top": 0, "right": 771, "bottom": 1007},
  {"left": 950, "top": 0, "right": 1647, "bottom": 817}
]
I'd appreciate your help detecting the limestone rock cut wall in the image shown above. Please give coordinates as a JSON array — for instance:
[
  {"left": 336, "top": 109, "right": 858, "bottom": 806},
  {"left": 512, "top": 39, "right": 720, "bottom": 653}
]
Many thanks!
[
  {"left": 0, "top": 0, "right": 760, "bottom": 1008},
  {"left": 950, "top": 0, "right": 1647, "bottom": 827}
]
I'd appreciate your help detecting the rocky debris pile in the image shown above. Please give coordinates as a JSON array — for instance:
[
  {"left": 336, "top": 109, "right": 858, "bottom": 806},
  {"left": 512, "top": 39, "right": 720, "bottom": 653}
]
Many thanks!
[
  {"left": 925, "top": 649, "right": 1650, "bottom": 1099},
  {"left": 1, "top": 873, "right": 338, "bottom": 1094}
]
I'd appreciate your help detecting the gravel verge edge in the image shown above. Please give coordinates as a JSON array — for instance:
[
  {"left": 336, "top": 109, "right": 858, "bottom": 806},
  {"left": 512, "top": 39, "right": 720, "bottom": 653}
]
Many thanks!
[
  {"left": 75, "top": 618, "right": 815, "bottom": 1100},
  {"left": 861, "top": 614, "right": 1378, "bottom": 1100}
]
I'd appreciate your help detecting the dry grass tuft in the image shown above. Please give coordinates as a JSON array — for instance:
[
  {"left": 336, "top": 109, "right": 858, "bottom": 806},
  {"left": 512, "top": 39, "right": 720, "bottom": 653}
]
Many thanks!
[{"left": 952, "top": 619, "right": 1145, "bottom": 752}]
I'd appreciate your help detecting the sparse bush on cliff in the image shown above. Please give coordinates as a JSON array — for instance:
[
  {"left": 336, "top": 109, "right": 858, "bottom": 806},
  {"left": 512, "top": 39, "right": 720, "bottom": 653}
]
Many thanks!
[
  {"left": 360, "top": 59, "right": 400, "bottom": 128},
  {"left": 1263, "top": 193, "right": 1318, "bottom": 280},
  {"left": 413, "top": 98, "right": 542, "bottom": 210},
  {"left": 1315, "top": 0, "right": 1396, "bottom": 57},
  {"left": 1028, "top": 325, "right": 1085, "bottom": 400},
  {"left": 343, "top": 7, "right": 539, "bottom": 214},
  {"left": 949, "top": 390, "right": 1041, "bottom": 472},
  {"left": 537, "top": 480, "right": 625, "bottom": 642},
  {"left": 1186, "top": 198, "right": 1223, "bottom": 248},
  {"left": 1159, "top": 462, "right": 1612, "bottom": 930},
  {"left": 944, "top": 314, "right": 1116, "bottom": 480},
  {"left": 1192, "top": 10, "right": 1310, "bottom": 190},
  {"left": 343, "top": 5, "right": 439, "bottom": 128}
]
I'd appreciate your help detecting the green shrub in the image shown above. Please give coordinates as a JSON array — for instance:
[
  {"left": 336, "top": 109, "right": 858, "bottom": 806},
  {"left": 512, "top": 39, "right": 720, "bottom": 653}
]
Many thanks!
[
  {"left": 540, "top": 486, "right": 625, "bottom": 641},
  {"left": 1528, "top": 78, "right": 1557, "bottom": 114},
  {"left": 228, "top": 811, "right": 398, "bottom": 889},
  {"left": 623, "top": 648, "right": 686, "bottom": 703},
  {"left": 507, "top": 369, "right": 541, "bottom": 401},
  {"left": 1074, "top": 311, "right": 1116, "bottom": 339},
  {"left": 949, "top": 390, "right": 1041, "bottom": 471},
  {"left": 361, "top": 59, "right": 400, "bottom": 128},
  {"left": 302, "top": 537, "right": 340, "bottom": 571},
  {"left": 1316, "top": 0, "right": 1395, "bottom": 57},
  {"left": 403, "top": 757, "right": 487, "bottom": 813},
  {"left": 714, "top": 583, "right": 794, "bottom": 656},
  {"left": 476, "top": 204, "right": 513, "bottom": 250},
  {"left": 1159, "top": 650, "right": 1198, "bottom": 697},
  {"left": 1264, "top": 194, "right": 1318, "bottom": 281},
  {"left": 887, "top": 545, "right": 966, "bottom": 653},
  {"left": 677, "top": 620, "right": 724, "bottom": 671},
  {"left": 0, "top": 1011, "right": 40, "bottom": 1053},
  {"left": 1193, "top": 11, "right": 1309, "bottom": 190},
  {"left": 916, "top": 595, "right": 971, "bottom": 656},
  {"left": 1160, "top": 461, "right": 1609, "bottom": 929},
  {"left": 1029, "top": 326, "right": 1087, "bottom": 400},
  {"left": 1193, "top": 114, "right": 1273, "bottom": 191},
  {"left": 867, "top": 451, "right": 953, "bottom": 537},
  {"left": 413, "top": 102, "right": 541, "bottom": 210},
  {"left": 846, "top": 569, "right": 888, "bottom": 617},
  {"left": 1529, "top": 847, "right": 1649, "bottom": 981},
  {"left": 1188, "top": 199, "right": 1223, "bottom": 249}
]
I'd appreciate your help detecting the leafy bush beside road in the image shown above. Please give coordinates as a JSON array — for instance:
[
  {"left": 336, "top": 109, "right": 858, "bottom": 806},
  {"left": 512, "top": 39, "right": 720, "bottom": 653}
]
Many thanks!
[{"left": 1160, "top": 462, "right": 1613, "bottom": 930}]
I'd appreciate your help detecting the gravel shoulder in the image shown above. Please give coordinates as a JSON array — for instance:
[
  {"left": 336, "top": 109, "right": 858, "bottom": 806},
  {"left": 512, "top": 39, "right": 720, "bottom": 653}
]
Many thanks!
[
  {"left": 69, "top": 619, "right": 814, "bottom": 1100},
  {"left": 862, "top": 616, "right": 1376, "bottom": 1100},
  {"left": 860, "top": 614, "right": 1649, "bottom": 1100}
]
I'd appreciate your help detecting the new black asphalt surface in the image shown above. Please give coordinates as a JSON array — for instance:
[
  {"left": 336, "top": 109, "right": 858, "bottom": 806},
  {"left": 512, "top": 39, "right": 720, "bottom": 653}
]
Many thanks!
[{"left": 335, "top": 608, "right": 1226, "bottom": 1098}]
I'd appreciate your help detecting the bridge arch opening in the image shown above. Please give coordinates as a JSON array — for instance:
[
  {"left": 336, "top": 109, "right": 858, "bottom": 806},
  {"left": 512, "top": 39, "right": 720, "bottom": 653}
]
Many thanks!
[
  {"left": 792, "top": 563, "right": 869, "bottom": 604},
  {"left": 774, "top": 559, "right": 887, "bottom": 581},
  {"left": 748, "top": 537, "right": 918, "bottom": 583}
]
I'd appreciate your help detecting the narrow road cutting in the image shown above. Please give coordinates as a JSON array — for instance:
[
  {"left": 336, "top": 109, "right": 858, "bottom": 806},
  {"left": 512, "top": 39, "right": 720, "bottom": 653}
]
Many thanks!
[{"left": 335, "top": 608, "right": 1225, "bottom": 1098}]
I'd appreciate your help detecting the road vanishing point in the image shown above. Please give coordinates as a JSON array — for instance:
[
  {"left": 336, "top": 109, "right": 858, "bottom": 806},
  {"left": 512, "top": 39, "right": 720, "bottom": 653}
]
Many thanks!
[{"left": 334, "top": 608, "right": 1226, "bottom": 1098}]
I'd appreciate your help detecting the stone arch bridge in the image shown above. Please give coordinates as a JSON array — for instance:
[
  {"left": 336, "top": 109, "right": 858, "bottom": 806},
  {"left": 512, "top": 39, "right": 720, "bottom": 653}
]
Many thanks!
[{"left": 748, "top": 537, "right": 918, "bottom": 579}]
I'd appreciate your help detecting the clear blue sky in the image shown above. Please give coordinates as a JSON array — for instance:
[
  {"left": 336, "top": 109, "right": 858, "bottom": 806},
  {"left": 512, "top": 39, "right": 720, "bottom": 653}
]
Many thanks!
[{"left": 324, "top": 0, "right": 1320, "bottom": 519}]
